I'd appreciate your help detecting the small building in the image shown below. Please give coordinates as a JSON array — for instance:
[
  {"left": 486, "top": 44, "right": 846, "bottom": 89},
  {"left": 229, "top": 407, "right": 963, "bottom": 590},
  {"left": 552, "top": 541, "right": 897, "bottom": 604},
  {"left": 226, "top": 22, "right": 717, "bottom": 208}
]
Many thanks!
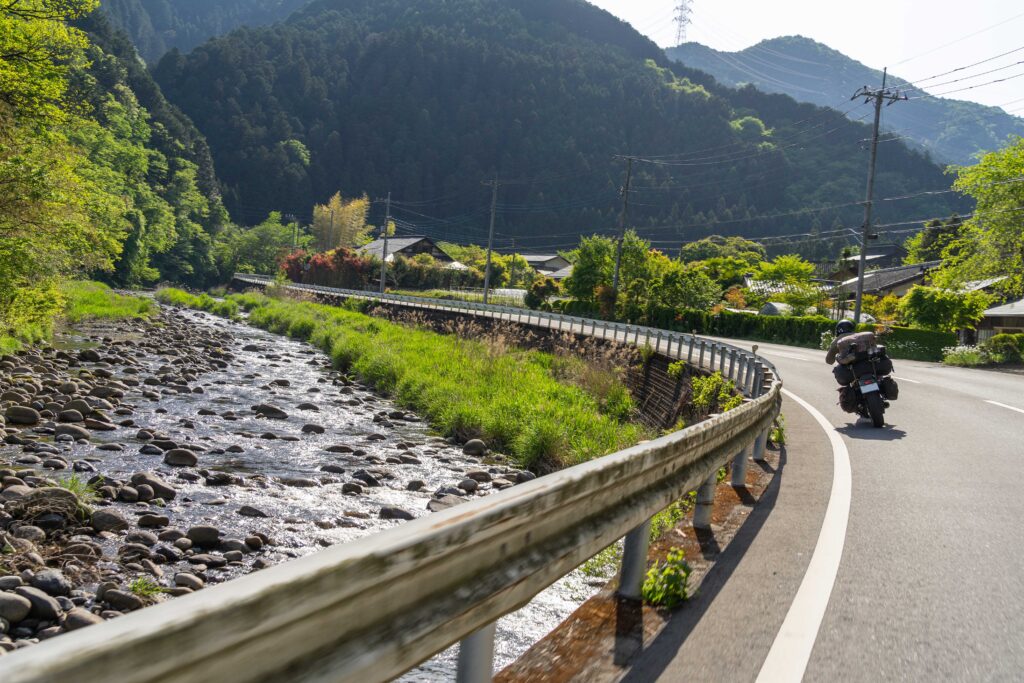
[
  {"left": 520, "top": 254, "right": 571, "bottom": 275},
  {"left": 359, "top": 236, "right": 454, "bottom": 263},
  {"left": 976, "top": 298, "right": 1024, "bottom": 343},
  {"left": 834, "top": 260, "right": 942, "bottom": 298},
  {"left": 547, "top": 264, "right": 573, "bottom": 281}
]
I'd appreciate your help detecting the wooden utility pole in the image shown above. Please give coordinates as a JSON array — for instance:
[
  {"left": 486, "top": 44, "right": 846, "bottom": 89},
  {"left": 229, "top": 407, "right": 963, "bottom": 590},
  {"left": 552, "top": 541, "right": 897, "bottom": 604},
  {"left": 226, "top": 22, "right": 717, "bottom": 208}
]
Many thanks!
[
  {"left": 379, "top": 192, "right": 391, "bottom": 294},
  {"left": 482, "top": 176, "right": 499, "bottom": 304},
  {"left": 851, "top": 68, "right": 905, "bottom": 323},
  {"left": 612, "top": 156, "right": 635, "bottom": 293}
]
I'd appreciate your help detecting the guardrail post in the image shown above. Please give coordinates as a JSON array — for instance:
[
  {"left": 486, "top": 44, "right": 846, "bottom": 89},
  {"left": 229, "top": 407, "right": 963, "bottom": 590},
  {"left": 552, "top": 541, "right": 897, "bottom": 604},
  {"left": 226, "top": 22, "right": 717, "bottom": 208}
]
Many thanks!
[
  {"left": 456, "top": 621, "right": 497, "bottom": 683},
  {"left": 754, "top": 363, "right": 765, "bottom": 398},
  {"left": 730, "top": 445, "right": 750, "bottom": 488},
  {"left": 618, "top": 517, "right": 652, "bottom": 600},
  {"left": 698, "top": 341, "right": 706, "bottom": 369},
  {"left": 656, "top": 330, "right": 663, "bottom": 354},
  {"left": 753, "top": 427, "right": 770, "bottom": 463},
  {"left": 633, "top": 326, "right": 640, "bottom": 345},
  {"left": 693, "top": 473, "right": 717, "bottom": 530},
  {"left": 687, "top": 336, "right": 695, "bottom": 363},
  {"left": 719, "top": 347, "right": 727, "bottom": 374},
  {"left": 728, "top": 350, "right": 737, "bottom": 380},
  {"left": 708, "top": 343, "right": 715, "bottom": 370},
  {"left": 744, "top": 359, "right": 756, "bottom": 395}
]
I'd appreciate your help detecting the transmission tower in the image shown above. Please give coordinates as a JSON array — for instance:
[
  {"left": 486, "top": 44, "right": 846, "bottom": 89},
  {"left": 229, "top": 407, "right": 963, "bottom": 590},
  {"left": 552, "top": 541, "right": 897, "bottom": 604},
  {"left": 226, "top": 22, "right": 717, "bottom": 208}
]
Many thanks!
[{"left": 674, "top": 0, "right": 693, "bottom": 45}]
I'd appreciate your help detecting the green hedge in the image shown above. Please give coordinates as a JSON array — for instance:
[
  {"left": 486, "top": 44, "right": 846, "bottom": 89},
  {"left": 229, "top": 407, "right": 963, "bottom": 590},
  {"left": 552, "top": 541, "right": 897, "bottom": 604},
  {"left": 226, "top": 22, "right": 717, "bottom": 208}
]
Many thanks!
[{"left": 857, "top": 324, "right": 954, "bottom": 362}]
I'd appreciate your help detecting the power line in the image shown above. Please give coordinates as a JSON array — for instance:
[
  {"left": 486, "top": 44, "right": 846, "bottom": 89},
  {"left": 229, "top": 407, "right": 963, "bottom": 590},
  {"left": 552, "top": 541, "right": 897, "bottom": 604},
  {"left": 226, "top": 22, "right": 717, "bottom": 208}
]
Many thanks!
[
  {"left": 903, "top": 44, "right": 1024, "bottom": 86},
  {"left": 901, "top": 58, "right": 1024, "bottom": 96},
  {"left": 908, "top": 69, "right": 1024, "bottom": 100},
  {"left": 892, "top": 10, "right": 1024, "bottom": 68}
]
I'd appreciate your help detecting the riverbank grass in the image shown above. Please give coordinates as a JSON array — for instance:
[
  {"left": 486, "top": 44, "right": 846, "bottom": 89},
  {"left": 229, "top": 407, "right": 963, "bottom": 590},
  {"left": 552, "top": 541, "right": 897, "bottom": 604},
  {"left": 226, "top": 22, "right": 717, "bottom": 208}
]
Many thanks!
[
  {"left": 0, "top": 282, "right": 154, "bottom": 353},
  {"left": 158, "top": 288, "right": 649, "bottom": 470}
]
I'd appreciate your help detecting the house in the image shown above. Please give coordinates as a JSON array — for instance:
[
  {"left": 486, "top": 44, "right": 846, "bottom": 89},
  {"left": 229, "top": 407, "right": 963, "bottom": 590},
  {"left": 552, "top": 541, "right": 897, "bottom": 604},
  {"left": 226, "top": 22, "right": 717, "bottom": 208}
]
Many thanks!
[
  {"left": 520, "top": 254, "right": 571, "bottom": 275},
  {"left": 975, "top": 298, "right": 1024, "bottom": 343},
  {"left": 547, "top": 264, "right": 573, "bottom": 281},
  {"left": 359, "top": 236, "right": 454, "bottom": 264},
  {"left": 834, "top": 260, "right": 942, "bottom": 298},
  {"left": 827, "top": 243, "right": 909, "bottom": 281}
]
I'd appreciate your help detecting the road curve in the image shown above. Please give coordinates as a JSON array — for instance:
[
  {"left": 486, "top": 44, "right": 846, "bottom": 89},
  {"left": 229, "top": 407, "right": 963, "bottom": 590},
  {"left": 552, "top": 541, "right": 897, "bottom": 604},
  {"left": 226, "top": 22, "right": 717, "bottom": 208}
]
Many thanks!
[{"left": 633, "top": 338, "right": 1024, "bottom": 681}]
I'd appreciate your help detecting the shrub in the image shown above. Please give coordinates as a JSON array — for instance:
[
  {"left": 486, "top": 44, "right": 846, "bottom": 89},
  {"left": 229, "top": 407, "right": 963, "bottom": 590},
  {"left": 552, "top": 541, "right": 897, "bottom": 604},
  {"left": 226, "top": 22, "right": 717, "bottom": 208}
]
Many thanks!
[
  {"left": 980, "top": 333, "right": 1024, "bottom": 363},
  {"left": 861, "top": 325, "right": 955, "bottom": 362},
  {"left": 642, "top": 547, "right": 692, "bottom": 608},
  {"left": 942, "top": 345, "right": 987, "bottom": 367},
  {"left": 690, "top": 372, "right": 742, "bottom": 418}
]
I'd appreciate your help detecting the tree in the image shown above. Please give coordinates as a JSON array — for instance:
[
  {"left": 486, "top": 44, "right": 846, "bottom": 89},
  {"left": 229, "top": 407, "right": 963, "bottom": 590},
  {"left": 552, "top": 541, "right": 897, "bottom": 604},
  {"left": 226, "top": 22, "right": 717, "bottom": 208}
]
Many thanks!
[
  {"left": 756, "top": 254, "right": 815, "bottom": 283},
  {"left": 525, "top": 277, "right": 561, "bottom": 309},
  {"left": 903, "top": 214, "right": 963, "bottom": 264},
  {"left": 931, "top": 136, "right": 1024, "bottom": 297},
  {"left": 898, "top": 286, "right": 993, "bottom": 332},
  {"left": 219, "top": 212, "right": 300, "bottom": 275},
  {"left": 564, "top": 234, "right": 615, "bottom": 301},
  {"left": 678, "top": 235, "right": 766, "bottom": 264},
  {"left": 312, "top": 192, "right": 371, "bottom": 251}
]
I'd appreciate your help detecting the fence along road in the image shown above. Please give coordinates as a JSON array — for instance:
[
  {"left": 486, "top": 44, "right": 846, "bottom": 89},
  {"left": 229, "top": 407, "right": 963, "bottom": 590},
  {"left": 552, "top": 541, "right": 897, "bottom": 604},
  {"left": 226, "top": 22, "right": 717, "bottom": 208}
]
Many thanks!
[{"left": 1, "top": 276, "right": 781, "bottom": 683}]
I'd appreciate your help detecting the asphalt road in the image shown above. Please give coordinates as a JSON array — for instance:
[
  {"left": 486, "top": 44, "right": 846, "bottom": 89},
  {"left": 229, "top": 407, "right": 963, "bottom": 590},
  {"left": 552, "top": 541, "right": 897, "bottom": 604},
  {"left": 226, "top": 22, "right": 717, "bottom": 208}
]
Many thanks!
[{"left": 630, "top": 338, "right": 1024, "bottom": 681}]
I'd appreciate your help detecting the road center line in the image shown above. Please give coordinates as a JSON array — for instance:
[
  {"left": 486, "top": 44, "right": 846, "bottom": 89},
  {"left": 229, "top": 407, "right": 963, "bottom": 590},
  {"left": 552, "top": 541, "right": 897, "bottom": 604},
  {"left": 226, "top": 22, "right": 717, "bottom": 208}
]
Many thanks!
[
  {"left": 891, "top": 376, "right": 921, "bottom": 384},
  {"left": 756, "top": 389, "right": 852, "bottom": 683},
  {"left": 986, "top": 400, "right": 1024, "bottom": 415}
]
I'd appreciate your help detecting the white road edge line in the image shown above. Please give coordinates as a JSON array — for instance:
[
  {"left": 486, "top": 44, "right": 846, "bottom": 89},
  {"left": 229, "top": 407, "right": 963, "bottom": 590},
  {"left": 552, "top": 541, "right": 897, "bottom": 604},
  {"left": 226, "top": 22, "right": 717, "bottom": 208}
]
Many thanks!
[
  {"left": 756, "top": 389, "right": 852, "bottom": 683},
  {"left": 891, "top": 376, "right": 921, "bottom": 384},
  {"left": 986, "top": 400, "right": 1024, "bottom": 415}
]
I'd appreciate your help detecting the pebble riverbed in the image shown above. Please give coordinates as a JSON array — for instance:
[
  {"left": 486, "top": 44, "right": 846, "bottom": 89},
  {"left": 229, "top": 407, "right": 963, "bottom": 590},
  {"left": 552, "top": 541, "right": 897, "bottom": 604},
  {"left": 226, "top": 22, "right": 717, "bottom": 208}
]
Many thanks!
[{"left": 0, "top": 304, "right": 609, "bottom": 676}]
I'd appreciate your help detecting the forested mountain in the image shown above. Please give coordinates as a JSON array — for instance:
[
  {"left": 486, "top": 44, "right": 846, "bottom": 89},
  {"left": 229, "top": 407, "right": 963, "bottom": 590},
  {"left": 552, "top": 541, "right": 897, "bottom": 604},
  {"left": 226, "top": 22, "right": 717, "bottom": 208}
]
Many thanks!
[
  {"left": 101, "top": 0, "right": 310, "bottom": 62},
  {"left": 667, "top": 36, "right": 1024, "bottom": 167},
  {"left": 152, "top": 0, "right": 965, "bottom": 254}
]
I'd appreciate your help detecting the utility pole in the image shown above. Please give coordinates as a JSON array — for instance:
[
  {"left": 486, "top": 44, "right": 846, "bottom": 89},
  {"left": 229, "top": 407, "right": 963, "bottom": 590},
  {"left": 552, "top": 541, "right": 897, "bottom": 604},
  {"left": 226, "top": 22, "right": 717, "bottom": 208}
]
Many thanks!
[
  {"left": 482, "top": 175, "right": 499, "bottom": 304},
  {"left": 674, "top": 0, "right": 693, "bottom": 46},
  {"left": 509, "top": 237, "right": 517, "bottom": 289},
  {"left": 612, "top": 155, "right": 635, "bottom": 294},
  {"left": 329, "top": 208, "right": 336, "bottom": 250},
  {"left": 379, "top": 192, "right": 391, "bottom": 294},
  {"left": 851, "top": 68, "right": 906, "bottom": 324}
]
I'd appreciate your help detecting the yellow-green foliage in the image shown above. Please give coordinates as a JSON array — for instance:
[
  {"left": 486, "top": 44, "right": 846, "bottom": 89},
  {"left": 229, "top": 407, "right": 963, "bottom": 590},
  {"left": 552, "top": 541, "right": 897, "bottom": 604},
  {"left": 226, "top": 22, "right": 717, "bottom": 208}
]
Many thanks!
[
  {"left": 62, "top": 281, "right": 155, "bottom": 322},
  {"left": 170, "top": 290, "right": 647, "bottom": 470},
  {"left": 155, "top": 288, "right": 239, "bottom": 319}
]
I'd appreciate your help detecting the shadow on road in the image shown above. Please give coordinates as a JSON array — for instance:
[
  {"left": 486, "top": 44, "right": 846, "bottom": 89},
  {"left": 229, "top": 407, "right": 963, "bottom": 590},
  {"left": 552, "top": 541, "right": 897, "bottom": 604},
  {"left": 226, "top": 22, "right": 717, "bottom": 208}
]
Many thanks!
[
  {"left": 836, "top": 423, "right": 908, "bottom": 441},
  {"left": 618, "top": 443, "right": 788, "bottom": 683}
]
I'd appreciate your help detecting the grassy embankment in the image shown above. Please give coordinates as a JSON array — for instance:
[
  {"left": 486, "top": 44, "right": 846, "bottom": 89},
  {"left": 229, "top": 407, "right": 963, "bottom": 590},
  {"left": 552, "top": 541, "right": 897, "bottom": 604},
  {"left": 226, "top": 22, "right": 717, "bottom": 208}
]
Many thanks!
[
  {"left": 0, "top": 282, "right": 155, "bottom": 354},
  {"left": 157, "top": 288, "right": 650, "bottom": 470}
]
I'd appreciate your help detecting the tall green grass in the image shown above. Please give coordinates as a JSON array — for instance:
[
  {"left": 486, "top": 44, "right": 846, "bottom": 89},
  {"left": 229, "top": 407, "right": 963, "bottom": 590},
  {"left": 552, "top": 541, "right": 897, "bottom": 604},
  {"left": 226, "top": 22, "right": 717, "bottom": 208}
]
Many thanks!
[
  {"left": 62, "top": 281, "right": 155, "bottom": 322},
  {"left": 155, "top": 288, "right": 240, "bottom": 319},
  {"left": 1, "top": 281, "right": 154, "bottom": 354},
  {"left": 164, "top": 289, "right": 648, "bottom": 470}
]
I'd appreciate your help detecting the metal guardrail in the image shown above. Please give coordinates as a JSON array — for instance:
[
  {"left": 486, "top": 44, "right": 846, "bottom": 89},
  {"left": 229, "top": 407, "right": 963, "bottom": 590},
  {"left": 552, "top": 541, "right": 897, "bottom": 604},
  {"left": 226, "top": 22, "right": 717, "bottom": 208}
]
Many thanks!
[{"left": 1, "top": 275, "right": 782, "bottom": 683}]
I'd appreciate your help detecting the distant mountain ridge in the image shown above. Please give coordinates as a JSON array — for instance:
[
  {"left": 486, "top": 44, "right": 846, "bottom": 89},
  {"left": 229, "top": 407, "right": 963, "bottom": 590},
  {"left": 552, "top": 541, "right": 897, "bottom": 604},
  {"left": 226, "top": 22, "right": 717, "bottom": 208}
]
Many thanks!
[
  {"left": 667, "top": 36, "right": 1024, "bottom": 166},
  {"left": 148, "top": 0, "right": 963, "bottom": 252},
  {"left": 101, "top": 0, "right": 310, "bottom": 62}
]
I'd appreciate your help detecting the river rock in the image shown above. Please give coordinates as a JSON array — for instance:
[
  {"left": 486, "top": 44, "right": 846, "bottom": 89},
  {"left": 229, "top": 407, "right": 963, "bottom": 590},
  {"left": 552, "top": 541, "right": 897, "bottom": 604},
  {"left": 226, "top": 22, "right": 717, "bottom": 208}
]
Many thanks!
[
  {"left": 462, "top": 439, "right": 487, "bottom": 456},
  {"left": 186, "top": 525, "right": 221, "bottom": 547},
  {"left": 406, "top": 480, "right": 426, "bottom": 492},
  {"left": 465, "top": 470, "right": 492, "bottom": 483},
  {"left": 138, "top": 514, "right": 170, "bottom": 528},
  {"left": 30, "top": 570, "right": 71, "bottom": 597},
  {"left": 341, "top": 482, "right": 363, "bottom": 495},
  {"left": 15, "top": 586, "right": 62, "bottom": 620},
  {"left": 5, "top": 406, "right": 40, "bottom": 425},
  {"left": 296, "top": 402, "right": 319, "bottom": 411},
  {"left": 279, "top": 477, "right": 319, "bottom": 488},
  {"left": 174, "top": 573, "right": 204, "bottom": 591},
  {"left": 55, "top": 424, "right": 91, "bottom": 441},
  {"left": 57, "top": 410, "right": 84, "bottom": 423},
  {"left": 104, "top": 590, "right": 143, "bottom": 612},
  {"left": 301, "top": 423, "right": 325, "bottom": 434},
  {"left": 91, "top": 509, "right": 129, "bottom": 532},
  {"left": 163, "top": 449, "right": 198, "bottom": 467},
  {"left": 0, "top": 593, "right": 32, "bottom": 623},
  {"left": 252, "top": 404, "right": 288, "bottom": 420},
  {"left": 379, "top": 506, "right": 414, "bottom": 521},
  {"left": 427, "top": 494, "right": 468, "bottom": 513},
  {"left": 236, "top": 505, "right": 268, "bottom": 518},
  {"left": 64, "top": 607, "right": 104, "bottom": 631},
  {"left": 131, "top": 472, "right": 176, "bottom": 500},
  {"left": 12, "top": 526, "right": 45, "bottom": 543},
  {"left": 325, "top": 445, "right": 354, "bottom": 453},
  {"left": 457, "top": 478, "right": 479, "bottom": 493}
]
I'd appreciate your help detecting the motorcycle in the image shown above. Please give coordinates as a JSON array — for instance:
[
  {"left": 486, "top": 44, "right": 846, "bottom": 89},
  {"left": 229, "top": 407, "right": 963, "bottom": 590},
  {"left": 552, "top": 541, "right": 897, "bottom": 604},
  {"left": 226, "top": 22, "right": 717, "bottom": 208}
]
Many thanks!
[{"left": 837, "top": 346, "right": 898, "bottom": 428}]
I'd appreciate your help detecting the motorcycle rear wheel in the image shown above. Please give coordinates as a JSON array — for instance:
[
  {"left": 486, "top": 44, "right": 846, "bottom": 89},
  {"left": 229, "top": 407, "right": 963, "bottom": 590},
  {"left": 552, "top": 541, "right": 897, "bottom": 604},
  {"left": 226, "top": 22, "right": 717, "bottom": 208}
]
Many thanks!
[{"left": 864, "top": 392, "right": 885, "bottom": 428}]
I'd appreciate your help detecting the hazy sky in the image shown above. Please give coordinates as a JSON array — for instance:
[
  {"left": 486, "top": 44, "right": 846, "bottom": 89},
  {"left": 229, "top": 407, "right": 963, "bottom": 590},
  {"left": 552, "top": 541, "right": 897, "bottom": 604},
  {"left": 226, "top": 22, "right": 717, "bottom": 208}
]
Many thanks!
[{"left": 588, "top": 0, "right": 1024, "bottom": 114}]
